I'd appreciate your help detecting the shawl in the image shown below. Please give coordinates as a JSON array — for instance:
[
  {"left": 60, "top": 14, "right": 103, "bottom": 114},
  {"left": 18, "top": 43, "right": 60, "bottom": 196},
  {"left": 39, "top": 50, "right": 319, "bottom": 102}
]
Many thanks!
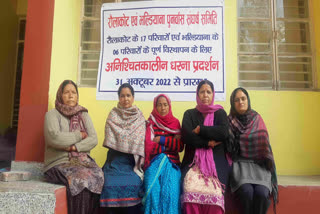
[
  {"left": 228, "top": 111, "right": 274, "bottom": 168},
  {"left": 228, "top": 87, "right": 278, "bottom": 213},
  {"left": 144, "top": 94, "right": 181, "bottom": 169},
  {"left": 55, "top": 80, "right": 87, "bottom": 117},
  {"left": 193, "top": 88, "right": 223, "bottom": 180},
  {"left": 103, "top": 103, "right": 146, "bottom": 179},
  {"left": 150, "top": 94, "right": 181, "bottom": 134}
]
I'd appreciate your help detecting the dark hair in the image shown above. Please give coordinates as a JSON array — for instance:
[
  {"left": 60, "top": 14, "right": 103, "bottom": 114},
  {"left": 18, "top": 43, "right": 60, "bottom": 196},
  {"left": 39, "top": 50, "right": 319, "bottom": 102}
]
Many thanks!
[
  {"left": 118, "top": 83, "right": 134, "bottom": 97},
  {"left": 196, "top": 79, "right": 214, "bottom": 95},
  {"left": 61, "top": 80, "right": 78, "bottom": 95},
  {"left": 229, "top": 87, "right": 251, "bottom": 116}
]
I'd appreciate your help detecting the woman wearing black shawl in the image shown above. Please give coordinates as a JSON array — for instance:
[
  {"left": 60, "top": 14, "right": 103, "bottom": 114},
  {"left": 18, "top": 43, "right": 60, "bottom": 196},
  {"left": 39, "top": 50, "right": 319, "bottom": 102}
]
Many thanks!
[{"left": 227, "top": 87, "right": 278, "bottom": 214}]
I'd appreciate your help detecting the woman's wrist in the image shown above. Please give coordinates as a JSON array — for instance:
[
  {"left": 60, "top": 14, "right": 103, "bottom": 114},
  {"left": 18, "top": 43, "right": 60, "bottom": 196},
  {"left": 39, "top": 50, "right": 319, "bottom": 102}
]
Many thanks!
[{"left": 208, "top": 140, "right": 214, "bottom": 148}]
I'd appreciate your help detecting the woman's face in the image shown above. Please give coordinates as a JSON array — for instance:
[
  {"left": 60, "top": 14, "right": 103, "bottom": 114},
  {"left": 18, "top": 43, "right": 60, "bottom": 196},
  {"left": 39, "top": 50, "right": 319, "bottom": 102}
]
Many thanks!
[
  {"left": 119, "top": 87, "right": 134, "bottom": 108},
  {"left": 62, "top": 84, "right": 78, "bottom": 107},
  {"left": 156, "top": 96, "right": 169, "bottom": 116},
  {"left": 234, "top": 90, "right": 248, "bottom": 115},
  {"left": 198, "top": 83, "right": 213, "bottom": 105}
]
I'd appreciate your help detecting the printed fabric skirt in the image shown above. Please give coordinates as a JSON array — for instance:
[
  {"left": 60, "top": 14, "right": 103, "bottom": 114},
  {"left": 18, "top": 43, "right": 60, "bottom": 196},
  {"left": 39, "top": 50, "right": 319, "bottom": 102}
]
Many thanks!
[
  {"left": 100, "top": 149, "right": 143, "bottom": 207},
  {"left": 182, "top": 165, "right": 225, "bottom": 214},
  {"left": 44, "top": 157, "right": 104, "bottom": 214},
  {"left": 143, "top": 153, "right": 181, "bottom": 214}
]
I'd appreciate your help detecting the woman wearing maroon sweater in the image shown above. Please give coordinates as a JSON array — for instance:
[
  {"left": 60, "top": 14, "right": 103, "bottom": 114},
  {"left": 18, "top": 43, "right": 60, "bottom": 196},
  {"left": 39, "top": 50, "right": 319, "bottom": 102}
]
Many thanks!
[{"left": 143, "top": 94, "right": 183, "bottom": 214}]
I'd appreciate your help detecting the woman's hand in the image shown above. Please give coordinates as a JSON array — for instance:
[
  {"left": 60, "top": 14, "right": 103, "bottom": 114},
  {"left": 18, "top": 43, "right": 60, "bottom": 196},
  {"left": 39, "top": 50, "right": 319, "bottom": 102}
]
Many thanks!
[
  {"left": 192, "top": 125, "right": 200, "bottom": 135},
  {"left": 153, "top": 136, "right": 161, "bottom": 143},
  {"left": 71, "top": 145, "right": 77, "bottom": 152},
  {"left": 81, "top": 131, "right": 88, "bottom": 139},
  {"left": 208, "top": 140, "right": 222, "bottom": 148},
  {"left": 174, "top": 134, "right": 181, "bottom": 139},
  {"left": 65, "top": 145, "right": 77, "bottom": 152}
]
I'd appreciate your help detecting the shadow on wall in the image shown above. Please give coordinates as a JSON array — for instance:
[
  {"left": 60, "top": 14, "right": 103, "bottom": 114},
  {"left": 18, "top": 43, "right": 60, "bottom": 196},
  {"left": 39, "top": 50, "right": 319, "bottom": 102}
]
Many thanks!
[{"left": 0, "top": 127, "right": 17, "bottom": 171}]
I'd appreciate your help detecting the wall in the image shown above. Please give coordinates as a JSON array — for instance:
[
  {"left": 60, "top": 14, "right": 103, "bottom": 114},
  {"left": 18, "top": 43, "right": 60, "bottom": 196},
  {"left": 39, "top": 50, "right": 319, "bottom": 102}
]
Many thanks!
[
  {"left": 17, "top": 0, "right": 28, "bottom": 16},
  {"left": 49, "top": 0, "right": 320, "bottom": 175},
  {"left": 0, "top": 0, "right": 18, "bottom": 133},
  {"left": 48, "top": 0, "right": 81, "bottom": 110}
]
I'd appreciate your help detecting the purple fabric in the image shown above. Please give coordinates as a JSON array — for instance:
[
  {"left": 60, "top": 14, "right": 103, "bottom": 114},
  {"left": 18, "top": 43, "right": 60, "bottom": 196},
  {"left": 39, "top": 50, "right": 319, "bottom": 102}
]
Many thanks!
[
  {"left": 68, "top": 113, "right": 88, "bottom": 160},
  {"left": 45, "top": 167, "right": 101, "bottom": 214},
  {"left": 184, "top": 202, "right": 223, "bottom": 214},
  {"left": 226, "top": 153, "right": 233, "bottom": 166},
  {"left": 193, "top": 90, "right": 223, "bottom": 179}
]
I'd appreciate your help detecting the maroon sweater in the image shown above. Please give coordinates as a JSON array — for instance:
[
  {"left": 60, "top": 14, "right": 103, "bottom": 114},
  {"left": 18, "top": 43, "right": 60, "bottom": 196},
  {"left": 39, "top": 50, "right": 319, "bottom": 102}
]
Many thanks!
[{"left": 145, "top": 123, "right": 184, "bottom": 168}]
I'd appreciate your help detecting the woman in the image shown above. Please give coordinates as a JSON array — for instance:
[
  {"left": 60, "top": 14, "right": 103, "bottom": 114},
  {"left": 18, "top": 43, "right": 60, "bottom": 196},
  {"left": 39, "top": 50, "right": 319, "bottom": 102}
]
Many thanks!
[
  {"left": 143, "top": 94, "right": 184, "bottom": 214},
  {"left": 228, "top": 87, "right": 278, "bottom": 214},
  {"left": 44, "top": 80, "right": 104, "bottom": 214},
  {"left": 100, "top": 83, "right": 145, "bottom": 214},
  {"left": 181, "top": 80, "right": 230, "bottom": 214}
]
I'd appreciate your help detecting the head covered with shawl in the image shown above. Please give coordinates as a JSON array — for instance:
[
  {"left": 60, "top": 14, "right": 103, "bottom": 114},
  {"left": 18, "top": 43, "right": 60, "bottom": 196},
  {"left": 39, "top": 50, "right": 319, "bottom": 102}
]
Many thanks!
[
  {"left": 228, "top": 87, "right": 278, "bottom": 211},
  {"left": 103, "top": 83, "right": 146, "bottom": 179},
  {"left": 55, "top": 80, "right": 88, "bottom": 131},
  {"left": 150, "top": 94, "right": 181, "bottom": 134},
  {"left": 193, "top": 80, "right": 224, "bottom": 181},
  {"left": 144, "top": 94, "right": 181, "bottom": 169}
]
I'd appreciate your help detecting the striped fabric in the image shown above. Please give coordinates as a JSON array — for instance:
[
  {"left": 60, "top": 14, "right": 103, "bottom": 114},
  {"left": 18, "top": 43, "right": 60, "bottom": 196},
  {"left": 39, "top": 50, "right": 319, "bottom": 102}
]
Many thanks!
[{"left": 151, "top": 124, "right": 183, "bottom": 165}]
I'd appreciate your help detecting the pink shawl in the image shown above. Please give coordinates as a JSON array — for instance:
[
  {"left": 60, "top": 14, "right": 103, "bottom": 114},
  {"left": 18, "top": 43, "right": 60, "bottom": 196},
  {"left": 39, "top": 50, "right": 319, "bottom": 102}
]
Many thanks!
[
  {"left": 150, "top": 94, "right": 181, "bottom": 133},
  {"left": 193, "top": 90, "right": 223, "bottom": 179},
  {"left": 144, "top": 94, "right": 181, "bottom": 169}
]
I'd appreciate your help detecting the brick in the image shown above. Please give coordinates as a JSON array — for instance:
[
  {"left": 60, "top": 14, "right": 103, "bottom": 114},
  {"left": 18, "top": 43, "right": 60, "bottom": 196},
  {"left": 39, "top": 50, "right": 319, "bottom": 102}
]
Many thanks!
[{"left": 0, "top": 171, "right": 31, "bottom": 182}]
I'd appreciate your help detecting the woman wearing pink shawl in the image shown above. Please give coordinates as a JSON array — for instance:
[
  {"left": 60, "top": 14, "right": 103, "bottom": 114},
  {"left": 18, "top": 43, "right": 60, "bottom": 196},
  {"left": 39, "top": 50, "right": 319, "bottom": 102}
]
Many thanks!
[
  {"left": 181, "top": 80, "right": 231, "bottom": 214},
  {"left": 143, "top": 94, "right": 184, "bottom": 214}
]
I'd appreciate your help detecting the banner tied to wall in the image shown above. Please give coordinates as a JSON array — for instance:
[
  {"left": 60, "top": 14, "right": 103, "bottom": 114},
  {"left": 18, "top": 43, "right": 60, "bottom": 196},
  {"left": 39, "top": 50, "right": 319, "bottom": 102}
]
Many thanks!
[{"left": 97, "top": 0, "right": 225, "bottom": 101}]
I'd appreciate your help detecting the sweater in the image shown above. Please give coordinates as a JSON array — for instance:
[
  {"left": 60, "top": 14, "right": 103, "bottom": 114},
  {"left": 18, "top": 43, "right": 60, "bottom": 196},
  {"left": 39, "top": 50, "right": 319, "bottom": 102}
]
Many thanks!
[
  {"left": 146, "top": 123, "right": 183, "bottom": 168},
  {"left": 180, "top": 108, "right": 230, "bottom": 185},
  {"left": 43, "top": 109, "right": 98, "bottom": 172}
]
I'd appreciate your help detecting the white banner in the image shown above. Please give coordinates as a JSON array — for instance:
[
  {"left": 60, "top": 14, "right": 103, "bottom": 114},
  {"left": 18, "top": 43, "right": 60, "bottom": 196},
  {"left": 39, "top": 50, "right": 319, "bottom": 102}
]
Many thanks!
[{"left": 97, "top": 0, "right": 225, "bottom": 101}]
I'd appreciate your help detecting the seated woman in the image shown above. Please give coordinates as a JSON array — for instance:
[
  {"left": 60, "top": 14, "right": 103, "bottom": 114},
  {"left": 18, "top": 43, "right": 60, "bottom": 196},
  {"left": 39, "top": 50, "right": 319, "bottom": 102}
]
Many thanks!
[
  {"left": 228, "top": 87, "right": 278, "bottom": 214},
  {"left": 44, "top": 80, "right": 104, "bottom": 214},
  {"left": 180, "top": 80, "right": 231, "bottom": 214},
  {"left": 100, "top": 83, "right": 145, "bottom": 214},
  {"left": 143, "top": 94, "right": 184, "bottom": 214}
]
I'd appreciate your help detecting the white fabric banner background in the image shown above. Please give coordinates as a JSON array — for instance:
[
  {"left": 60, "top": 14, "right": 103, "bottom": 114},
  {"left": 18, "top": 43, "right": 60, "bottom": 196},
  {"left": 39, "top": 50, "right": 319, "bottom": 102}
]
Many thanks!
[{"left": 96, "top": 0, "right": 225, "bottom": 101}]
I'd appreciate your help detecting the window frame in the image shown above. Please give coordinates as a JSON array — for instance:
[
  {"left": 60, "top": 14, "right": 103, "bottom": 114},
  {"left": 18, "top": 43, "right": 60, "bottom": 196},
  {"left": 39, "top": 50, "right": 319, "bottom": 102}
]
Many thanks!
[
  {"left": 78, "top": 0, "right": 103, "bottom": 87},
  {"left": 11, "top": 16, "right": 26, "bottom": 128},
  {"left": 237, "top": 0, "right": 317, "bottom": 91},
  {"left": 78, "top": 0, "right": 132, "bottom": 87}
]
